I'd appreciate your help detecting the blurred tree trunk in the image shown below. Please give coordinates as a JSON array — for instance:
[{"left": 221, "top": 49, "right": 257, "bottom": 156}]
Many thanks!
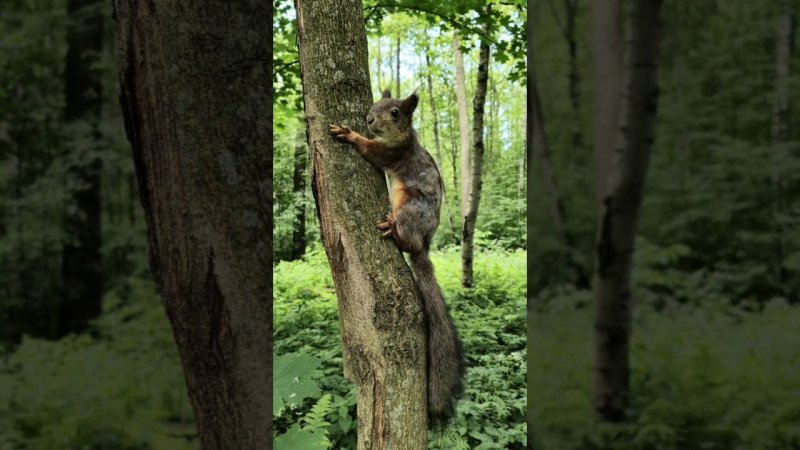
[
  {"left": 113, "top": 1, "right": 274, "bottom": 448},
  {"left": 564, "top": 0, "right": 584, "bottom": 150},
  {"left": 771, "top": 0, "right": 796, "bottom": 285},
  {"left": 424, "top": 44, "right": 457, "bottom": 240},
  {"left": 453, "top": 33, "right": 471, "bottom": 215},
  {"left": 531, "top": 67, "right": 589, "bottom": 287},
  {"left": 295, "top": 0, "right": 428, "bottom": 447},
  {"left": 60, "top": 0, "right": 104, "bottom": 337},
  {"left": 377, "top": 36, "right": 383, "bottom": 90},
  {"left": 291, "top": 127, "right": 307, "bottom": 260},
  {"left": 461, "top": 10, "right": 491, "bottom": 288},
  {"left": 592, "top": 0, "right": 663, "bottom": 422},
  {"left": 591, "top": 0, "right": 623, "bottom": 206}
]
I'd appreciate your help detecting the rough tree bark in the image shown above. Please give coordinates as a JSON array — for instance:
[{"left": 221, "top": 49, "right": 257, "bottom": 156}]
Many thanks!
[
  {"left": 461, "top": 10, "right": 491, "bottom": 288},
  {"left": 61, "top": 0, "right": 104, "bottom": 337},
  {"left": 592, "top": 0, "right": 663, "bottom": 422},
  {"left": 113, "top": 2, "right": 274, "bottom": 448},
  {"left": 453, "top": 33, "right": 472, "bottom": 215},
  {"left": 295, "top": 0, "right": 428, "bottom": 448},
  {"left": 591, "top": 0, "right": 624, "bottom": 206},
  {"left": 291, "top": 127, "right": 307, "bottom": 260}
]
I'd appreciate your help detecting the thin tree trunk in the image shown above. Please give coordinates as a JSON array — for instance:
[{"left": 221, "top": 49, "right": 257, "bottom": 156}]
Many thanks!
[
  {"left": 461, "top": 12, "right": 491, "bottom": 288},
  {"left": 61, "top": 0, "right": 104, "bottom": 337},
  {"left": 396, "top": 35, "right": 401, "bottom": 97},
  {"left": 424, "top": 44, "right": 457, "bottom": 239},
  {"left": 291, "top": 127, "right": 307, "bottom": 260},
  {"left": 531, "top": 68, "right": 588, "bottom": 287},
  {"left": 447, "top": 94, "right": 460, "bottom": 214},
  {"left": 591, "top": 0, "right": 624, "bottom": 207},
  {"left": 377, "top": 36, "right": 383, "bottom": 90},
  {"left": 771, "top": 0, "right": 796, "bottom": 286},
  {"left": 453, "top": 33, "right": 471, "bottom": 215},
  {"left": 592, "top": 0, "right": 663, "bottom": 423},
  {"left": 295, "top": 0, "right": 428, "bottom": 447},
  {"left": 113, "top": 2, "right": 274, "bottom": 447},
  {"left": 564, "top": 0, "right": 584, "bottom": 150}
]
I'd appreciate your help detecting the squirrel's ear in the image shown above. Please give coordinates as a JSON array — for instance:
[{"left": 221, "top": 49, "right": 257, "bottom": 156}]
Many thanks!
[
  {"left": 382, "top": 88, "right": 392, "bottom": 99},
  {"left": 401, "top": 91, "right": 419, "bottom": 115}
]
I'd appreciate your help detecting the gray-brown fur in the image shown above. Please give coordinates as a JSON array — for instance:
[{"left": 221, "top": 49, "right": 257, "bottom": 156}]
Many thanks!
[{"left": 330, "top": 89, "right": 466, "bottom": 428}]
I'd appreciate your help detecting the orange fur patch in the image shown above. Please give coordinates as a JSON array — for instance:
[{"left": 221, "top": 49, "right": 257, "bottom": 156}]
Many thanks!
[{"left": 389, "top": 175, "right": 408, "bottom": 213}]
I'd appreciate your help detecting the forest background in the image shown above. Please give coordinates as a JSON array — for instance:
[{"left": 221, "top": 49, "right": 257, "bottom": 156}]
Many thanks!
[
  {"left": 530, "top": 1, "right": 800, "bottom": 449},
  {"left": 0, "top": 0, "right": 527, "bottom": 449}
]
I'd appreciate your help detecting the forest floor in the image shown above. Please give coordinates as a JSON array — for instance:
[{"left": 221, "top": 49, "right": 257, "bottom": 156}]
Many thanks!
[{"left": 530, "top": 296, "right": 800, "bottom": 450}]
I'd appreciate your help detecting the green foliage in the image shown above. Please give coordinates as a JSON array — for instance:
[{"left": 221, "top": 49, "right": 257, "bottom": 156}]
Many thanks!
[
  {"left": 274, "top": 245, "right": 527, "bottom": 449},
  {"left": 530, "top": 300, "right": 800, "bottom": 450},
  {"left": 0, "top": 279, "right": 196, "bottom": 450}
]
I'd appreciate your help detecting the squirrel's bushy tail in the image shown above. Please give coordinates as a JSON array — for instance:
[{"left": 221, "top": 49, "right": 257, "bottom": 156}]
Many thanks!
[{"left": 410, "top": 250, "right": 466, "bottom": 429}]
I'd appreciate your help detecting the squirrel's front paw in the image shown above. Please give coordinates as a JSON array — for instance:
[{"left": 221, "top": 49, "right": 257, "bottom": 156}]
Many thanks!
[{"left": 329, "top": 124, "right": 352, "bottom": 142}]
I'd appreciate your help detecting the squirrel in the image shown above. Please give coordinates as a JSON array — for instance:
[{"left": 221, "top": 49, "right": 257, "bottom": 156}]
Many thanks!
[{"left": 329, "top": 88, "right": 466, "bottom": 429}]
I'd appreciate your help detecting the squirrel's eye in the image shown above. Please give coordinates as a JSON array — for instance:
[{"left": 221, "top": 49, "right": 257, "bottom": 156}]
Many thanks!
[{"left": 390, "top": 108, "right": 399, "bottom": 117}]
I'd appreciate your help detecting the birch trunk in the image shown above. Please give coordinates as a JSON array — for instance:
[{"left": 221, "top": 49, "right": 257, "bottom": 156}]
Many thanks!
[
  {"left": 591, "top": 0, "right": 624, "bottom": 206},
  {"left": 453, "top": 33, "right": 472, "bottom": 215},
  {"left": 592, "top": 0, "right": 663, "bottom": 422},
  {"left": 295, "top": 0, "right": 428, "bottom": 447}
]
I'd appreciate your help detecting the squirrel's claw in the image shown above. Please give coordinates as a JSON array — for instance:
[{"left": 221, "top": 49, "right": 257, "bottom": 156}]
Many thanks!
[{"left": 329, "top": 124, "right": 351, "bottom": 141}]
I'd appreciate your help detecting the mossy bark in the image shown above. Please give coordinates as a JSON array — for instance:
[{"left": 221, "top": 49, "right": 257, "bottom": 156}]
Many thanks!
[{"left": 295, "top": 0, "right": 428, "bottom": 448}]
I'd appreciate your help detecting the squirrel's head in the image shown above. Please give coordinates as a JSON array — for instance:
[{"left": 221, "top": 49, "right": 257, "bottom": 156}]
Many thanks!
[{"left": 366, "top": 88, "right": 419, "bottom": 145}]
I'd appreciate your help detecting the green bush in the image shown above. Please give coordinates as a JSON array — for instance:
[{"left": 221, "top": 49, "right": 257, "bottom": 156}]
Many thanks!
[
  {"left": 530, "top": 299, "right": 800, "bottom": 450},
  {"left": 0, "top": 279, "right": 195, "bottom": 450}
]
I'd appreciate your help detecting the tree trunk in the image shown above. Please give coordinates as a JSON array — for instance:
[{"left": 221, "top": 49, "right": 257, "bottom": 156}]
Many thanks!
[
  {"left": 295, "top": 0, "right": 428, "bottom": 448},
  {"left": 453, "top": 33, "right": 471, "bottom": 215},
  {"left": 113, "top": 2, "right": 274, "bottom": 448},
  {"left": 591, "top": 0, "right": 624, "bottom": 206},
  {"left": 291, "top": 127, "right": 307, "bottom": 260},
  {"left": 377, "top": 36, "right": 383, "bottom": 90},
  {"left": 396, "top": 35, "right": 401, "bottom": 97},
  {"left": 424, "top": 45, "right": 457, "bottom": 240},
  {"left": 592, "top": 0, "right": 663, "bottom": 422},
  {"left": 531, "top": 67, "right": 589, "bottom": 287},
  {"left": 770, "top": 0, "right": 796, "bottom": 285},
  {"left": 564, "top": 0, "right": 584, "bottom": 150},
  {"left": 461, "top": 12, "right": 491, "bottom": 288},
  {"left": 61, "top": 0, "right": 104, "bottom": 337}
]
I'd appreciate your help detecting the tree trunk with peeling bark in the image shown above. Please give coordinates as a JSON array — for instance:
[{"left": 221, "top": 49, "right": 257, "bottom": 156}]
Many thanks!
[
  {"left": 295, "top": 0, "right": 428, "bottom": 448},
  {"left": 592, "top": 0, "right": 663, "bottom": 422},
  {"left": 113, "top": 1, "right": 274, "bottom": 448},
  {"left": 461, "top": 12, "right": 491, "bottom": 288}
]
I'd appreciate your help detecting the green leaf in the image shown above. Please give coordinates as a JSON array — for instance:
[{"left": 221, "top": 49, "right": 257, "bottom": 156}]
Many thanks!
[{"left": 273, "top": 353, "right": 322, "bottom": 415}]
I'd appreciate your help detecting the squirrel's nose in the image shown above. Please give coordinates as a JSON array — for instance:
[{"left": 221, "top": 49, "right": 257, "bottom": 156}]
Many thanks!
[{"left": 367, "top": 115, "right": 375, "bottom": 125}]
